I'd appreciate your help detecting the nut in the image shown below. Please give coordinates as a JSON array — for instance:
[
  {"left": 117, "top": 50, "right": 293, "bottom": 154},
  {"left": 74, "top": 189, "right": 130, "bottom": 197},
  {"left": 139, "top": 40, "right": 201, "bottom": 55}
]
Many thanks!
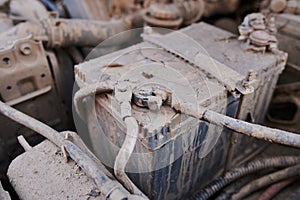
[{"left": 20, "top": 43, "right": 32, "bottom": 56}]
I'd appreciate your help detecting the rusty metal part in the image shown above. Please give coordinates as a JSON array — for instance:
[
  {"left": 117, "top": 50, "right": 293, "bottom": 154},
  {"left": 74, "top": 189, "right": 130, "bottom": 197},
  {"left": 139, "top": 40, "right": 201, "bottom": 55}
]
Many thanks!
[
  {"left": 132, "top": 85, "right": 168, "bottom": 110},
  {"left": 0, "top": 36, "right": 52, "bottom": 105},
  {"left": 143, "top": 0, "right": 204, "bottom": 28},
  {"left": 258, "top": 178, "right": 296, "bottom": 200},
  {"left": 0, "top": 35, "right": 73, "bottom": 179},
  {"left": 238, "top": 13, "right": 267, "bottom": 39},
  {"left": 231, "top": 165, "right": 300, "bottom": 200},
  {"left": 170, "top": 90, "right": 300, "bottom": 148},
  {"left": 192, "top": 156, "right": 300, "bottom": 200},
  {"left": 0, "top": 14, "right": 143, "bottom": 48},
  {"left": 148, "top": 3, "right": 180, "bottom": 20},
  {"left": 238, "top": 13, "right": 283, "bottom": 54},
  {"left": 113, "top": 83, "right": 148, "bottom": 198},
  {"left": 249, "top": 30, "right": 274, "bottom": 46},
  {"left": 143, "top": 3, "right": 183, "bottom": 28},
  {"left": 175, "top": 0, "right": 204, "bottom": 25}
]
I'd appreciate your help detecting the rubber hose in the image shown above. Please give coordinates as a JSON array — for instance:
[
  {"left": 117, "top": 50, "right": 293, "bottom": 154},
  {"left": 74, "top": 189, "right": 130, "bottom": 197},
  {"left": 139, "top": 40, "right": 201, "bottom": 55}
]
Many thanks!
[
  {"left": 191, "top": 156, "right": 300, "bottom": 200},
  {"left": 232, "top": 165, "right": 300, "bottom": 200},
  {"left": 258, "top": 178, "right": 296, "bottom": 200}
]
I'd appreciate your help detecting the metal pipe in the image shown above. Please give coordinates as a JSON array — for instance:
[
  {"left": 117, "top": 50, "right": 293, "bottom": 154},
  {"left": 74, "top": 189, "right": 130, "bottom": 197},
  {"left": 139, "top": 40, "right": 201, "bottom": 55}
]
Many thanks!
[
  {"left": 0, "top": 14, "right": 143, "bottom": 48},
  {"left": 0, "top": 100, "right": 131, "bottom": 200},
  {"left": 202, "top": 109, "right": 300, "bottom": 148},
  {"left": 232, "top": 165, "right": 300, "bottom": 200},
  {"left": 114, "top": 115, "right": 146, "bottom": 196},
  {"left": 0, "top": 100, "right": 64, "bottom": 146},
  {"left": 172, "top": 101, "right": 300, "bottom": 148},
  {"left": 113, "top": 84, "right": 148, "bottom": 198},
  {"left": 64, "top": 140, "right": 129, "bottom": 200}
]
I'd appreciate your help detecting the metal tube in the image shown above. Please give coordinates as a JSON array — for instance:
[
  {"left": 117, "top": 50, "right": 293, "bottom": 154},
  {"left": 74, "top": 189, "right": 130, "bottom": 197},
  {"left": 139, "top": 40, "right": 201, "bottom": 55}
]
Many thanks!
[
  {"left": 0, "top": 100, "right": 64, "bottom": 147},
  {"left": 0, "top": 100, "right": 131, "bottom": 200},
  {"left": 114, "top": 116, "right": 146, "bottom": 197},
  {"left": 0, "top": 14, "right": 143, "bottom": 48},
  {"left": 203, "top": 109, "right": 300, "bottom": 148},
  {"left": 64, "top": 140, "right": 129, "bottom": 200}
]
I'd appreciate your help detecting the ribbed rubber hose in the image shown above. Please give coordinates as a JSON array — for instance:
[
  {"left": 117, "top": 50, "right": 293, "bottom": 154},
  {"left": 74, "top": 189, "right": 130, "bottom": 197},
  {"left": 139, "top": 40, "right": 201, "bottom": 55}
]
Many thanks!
[
  {"left": 191, "top": 156, "right": 300, "bottom": 200},
  {"left": 232, "top": 165, "right": 300, "bottom": 200}
]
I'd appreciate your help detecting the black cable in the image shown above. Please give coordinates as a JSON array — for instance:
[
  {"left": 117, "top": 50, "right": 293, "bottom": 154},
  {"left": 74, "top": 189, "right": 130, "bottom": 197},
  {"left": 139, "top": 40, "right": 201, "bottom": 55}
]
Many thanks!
[{"left": 191, "top": 156, "right": 300, "bottom": 200}]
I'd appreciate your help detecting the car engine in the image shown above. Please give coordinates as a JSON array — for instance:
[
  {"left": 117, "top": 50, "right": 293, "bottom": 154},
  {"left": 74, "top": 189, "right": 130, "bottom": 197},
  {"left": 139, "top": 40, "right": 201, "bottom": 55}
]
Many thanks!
[{"left": 0, "top": 0, "right": 299, "bottom": 199}]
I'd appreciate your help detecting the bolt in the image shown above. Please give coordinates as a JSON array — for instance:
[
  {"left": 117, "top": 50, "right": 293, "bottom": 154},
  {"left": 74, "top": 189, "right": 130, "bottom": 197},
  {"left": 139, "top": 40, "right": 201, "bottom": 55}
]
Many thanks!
[
  {"left": 247, "top": 70, "right": 257, "bottom": 81},
  {"left": 243, "top": 81, "right": 250, "bottom": 89},
  {"left": 20, "top": 43, "right": 32, "bottom": 56}
]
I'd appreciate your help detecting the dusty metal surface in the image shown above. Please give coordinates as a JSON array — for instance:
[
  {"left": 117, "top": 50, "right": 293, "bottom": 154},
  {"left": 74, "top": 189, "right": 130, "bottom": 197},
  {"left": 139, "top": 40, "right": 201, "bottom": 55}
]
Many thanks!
[
  {"left": 0, "top": 37, "right": 52, "bottom": 105},
  {"left": 75, "top": 22, "right": 287, "bottom": 199},
  {"left": 8, "top": 140, "right": 104, "bottom": 200},
  {"left": 0, "top": 36, "right": 72, "bottom": 178},
  {"left": 0, "top": 1, "right": 298, "bottom": 200}
]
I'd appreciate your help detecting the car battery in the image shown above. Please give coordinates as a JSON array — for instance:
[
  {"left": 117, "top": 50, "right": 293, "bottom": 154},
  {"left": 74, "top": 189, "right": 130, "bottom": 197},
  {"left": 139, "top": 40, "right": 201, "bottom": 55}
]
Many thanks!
[{"left": 75, "top": 22, "right": 287, "bottom": 199}]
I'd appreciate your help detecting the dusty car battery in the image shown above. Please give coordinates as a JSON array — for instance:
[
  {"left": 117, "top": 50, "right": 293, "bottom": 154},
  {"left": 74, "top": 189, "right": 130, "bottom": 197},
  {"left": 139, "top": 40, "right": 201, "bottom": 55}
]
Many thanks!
[{"left": 75, "top": 22, "right": 286, "bottom": 199}]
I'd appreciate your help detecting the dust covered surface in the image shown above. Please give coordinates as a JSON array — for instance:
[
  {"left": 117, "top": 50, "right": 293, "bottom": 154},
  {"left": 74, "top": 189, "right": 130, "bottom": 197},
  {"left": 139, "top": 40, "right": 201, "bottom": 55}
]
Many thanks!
[{"left": 7, "top": 140, "right": 103, "bottom": 200}]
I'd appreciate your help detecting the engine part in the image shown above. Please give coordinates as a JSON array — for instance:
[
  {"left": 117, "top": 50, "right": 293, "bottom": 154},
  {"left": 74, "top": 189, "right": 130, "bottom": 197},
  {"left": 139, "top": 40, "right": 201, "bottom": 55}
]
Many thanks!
[
  {"left": 238, "top": 13, "right": 281, "bottom": 54},
  {"left": 143, "top": 0, "right": 204, "bottom": 28},
  {"left": 192, "top": 156, "right": 300, "bottom": 200},
  {"left": 8, "top": 139, "right": 126, "bottom": 200},
  {"left": 265, "top": 13, "right": 300, "bottom": 133},
  {"left": 231, "top": 164, "right": 300, "bottom": 200},
  {"left": 0, "top": 14, "right": 142, "bottom": 48},
  {"left": 0, "top": 99, "right": 141, "bottom": 200},
  {"left": 0, "top": 35, "right": 73, "bottom": 175},
  {"left": 258, "top": 178, "right": 296, "bottom": 200},
  {"left": 74, "top": 22, "right": 287, "bottom": 199}
]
